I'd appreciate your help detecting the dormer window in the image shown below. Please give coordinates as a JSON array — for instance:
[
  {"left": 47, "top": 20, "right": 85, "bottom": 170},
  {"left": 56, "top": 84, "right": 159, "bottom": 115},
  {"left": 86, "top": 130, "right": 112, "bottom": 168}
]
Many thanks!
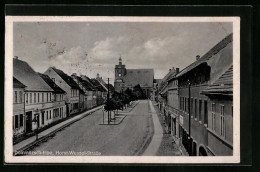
[{"left": 119, "top": 74, "right": 121, "bottom": 77}]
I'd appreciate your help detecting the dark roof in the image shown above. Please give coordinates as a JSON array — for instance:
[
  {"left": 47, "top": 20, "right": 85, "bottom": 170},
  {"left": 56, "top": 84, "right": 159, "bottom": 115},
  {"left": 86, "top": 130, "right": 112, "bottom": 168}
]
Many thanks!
[
  {"left": 176, "top": 33, "right": 233, "bottom": 78},
  {"left": 13, "top": 77, "right": 26, "bottom": 88},
  {"left": 159, "top": 69, "right": 177, "bottom": 93},
  {"left": 81, "top": 76, "right": 97, "bottom": 91},
  {"left": 105, "top": 84, "right": 115, "bottom": 92},
  {"left": 13, "top": 58, "right": 53, "bottom": 92},
  {"left": 72, "top": 75, "right": 95, "bottom": 91},
  {"left": 51, "top": 67, "right": 81, "bottom": 90},
  {"left": 90, "top": 79, "right": 107, "bottom": 92},
  {"left": 123, "top": 69, "right": 154, "bottom": 88},
  {"left": 202, "top": 65, "right": 233, "bottom": 96},
  {"left": 38, "top": 73, "right": 66, "bottom": 94}
]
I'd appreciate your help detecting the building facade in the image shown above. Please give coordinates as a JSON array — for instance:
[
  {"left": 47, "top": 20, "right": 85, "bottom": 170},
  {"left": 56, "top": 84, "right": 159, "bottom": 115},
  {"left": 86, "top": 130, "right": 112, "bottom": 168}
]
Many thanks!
[
  {"left": 13, "top": 58, "right": 57, "bottom": 134},
  {"left": 13, "top": 77, "right": 26, "bottom": 137},
  {"left": 38, "top": 73, "right": 67, "bottom": 123},
  {"left": 201, "top": 65, "right": 233, "bottom": 156},
  {"left": 157, "top": 33, "right": 233, "bottom": 156},
  {"left": 44, "top": 67, "right": 81, "bottom": 116}
]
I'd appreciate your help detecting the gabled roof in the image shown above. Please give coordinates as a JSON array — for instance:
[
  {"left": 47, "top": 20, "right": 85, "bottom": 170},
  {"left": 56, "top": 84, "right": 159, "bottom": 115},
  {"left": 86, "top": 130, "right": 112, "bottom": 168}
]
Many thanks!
[
  {"left": 81, "top": 75, "right": 97, "bottom": 90},
  {"left": 38, "top": 73, "right": 66, "bottom": 94},
  {"left": 13, "top": 58, "right": 53, "bottom": 92},
  {"left": 72, "top": 75, "right": 94, "bottom": 91},
  {"left": 176, "top": 33, "right": 233, "bottom": 78},
  {"left": 51, "top": 67, "right": 81, "bottom": 90},
  {"left": 123, "top": 69, "right": 154, "bottom": 88},
  {"left": 13, "top": 77, "right": 26, "bottom": 88},
  {"left": 158, "top": 69, "right": 177, "bottom": 92},
  {"left": 201, "top": 65, "right": 233, "bottom": 96},
  {"left": 90, "top": 79, "right": 107, "bottom": 92}
]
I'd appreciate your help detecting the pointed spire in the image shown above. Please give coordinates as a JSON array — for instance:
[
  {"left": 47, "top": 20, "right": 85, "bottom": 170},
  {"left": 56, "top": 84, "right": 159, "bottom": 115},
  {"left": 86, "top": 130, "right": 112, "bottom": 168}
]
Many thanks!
[{"left": 119, "top": 55, "right": 122, "bottom": 65}]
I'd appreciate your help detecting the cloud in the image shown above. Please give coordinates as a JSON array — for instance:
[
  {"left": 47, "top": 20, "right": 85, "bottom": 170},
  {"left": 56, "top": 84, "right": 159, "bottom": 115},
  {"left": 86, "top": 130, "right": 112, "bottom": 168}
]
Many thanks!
[{"left": 89, "top": 36, "right": 128, "bottom": 62}]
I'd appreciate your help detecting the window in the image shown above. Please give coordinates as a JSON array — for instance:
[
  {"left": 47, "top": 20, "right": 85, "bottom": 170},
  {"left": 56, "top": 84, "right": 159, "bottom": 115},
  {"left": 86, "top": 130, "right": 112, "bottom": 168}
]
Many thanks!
[
  {"left": 211, "top": 103, "right": 216, "bottom": 131},
  {"left": 15, "top": 115, "right": 19, "bottom": 129},
  {"left": 184, "top": 98, "right": 186, "bottom": 112},
  {"left": 190, "top": 98, "right": 193, "bottom": 116},
  {"left": 14, "top": 91, "right": 18, "bottom": 103},
  {"left": 38, "top": 93, "right": 40, "bottom": 103},
  {"left": 30, "top": 93, "right": 32, "bottom": 103},
  {"left": 46, "top": 111, "right": 48, "bottom": 120},
  {"left": 19, "top": 114, "right": 23, "bottom": 127},
  {"left": 119, "top": 74, "right": 121, "bottom": 77},
  {"left": 220, "top": 105, "right": 225, "bottom": 137},
  {"left": 34, "top": 93, "right": 36, "bottom": 103},
  {"left": 26, "top": 93, "right": 28, "bottom": 104},
  {"left": 194, "top": 99, "right": 197, "bottom": 119},
  {"left": 204, "top": 100, "right": 208, "bottom": 125},
  {"left": 199, "top": 100, "right": 202, "bottom": 121},
  {"left": 50, "top": 110, "right": 51, "bottom": 119},
  {"left": 50, "top": 93, "right": 52, "bottom": 101},
  {"left": 47, "top": 93, "right": 49, "bottom": 102},
  {"left": 42, "top": 93, "right": 44, "bottom": 102},
  {"left": 19, "top": 91, "right": 23, "bottom": 103}
]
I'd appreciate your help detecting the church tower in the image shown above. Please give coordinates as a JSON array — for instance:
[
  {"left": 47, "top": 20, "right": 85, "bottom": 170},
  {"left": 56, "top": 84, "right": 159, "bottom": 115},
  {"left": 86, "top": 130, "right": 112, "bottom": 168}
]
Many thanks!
[
  {"left": 114, "top": 56, "right": 126, "bottom": 92},
  {"left": 115, "top": 56, "right": 126, "bottom": 79}
]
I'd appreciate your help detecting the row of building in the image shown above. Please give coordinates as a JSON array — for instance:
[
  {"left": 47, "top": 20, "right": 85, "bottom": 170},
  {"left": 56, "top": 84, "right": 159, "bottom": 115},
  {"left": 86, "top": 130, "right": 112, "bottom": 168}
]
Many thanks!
[
  {"left": 155, "top": 33, "right": 233, "bottom": 156},
  {"left": 13, "top": 57, "right": 114, "bottom": 138}
]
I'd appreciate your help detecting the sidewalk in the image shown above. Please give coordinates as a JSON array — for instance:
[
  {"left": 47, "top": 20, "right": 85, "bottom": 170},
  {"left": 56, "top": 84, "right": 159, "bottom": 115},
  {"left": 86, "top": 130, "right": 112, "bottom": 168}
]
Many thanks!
[
  {"left": 13, "top": 105, "right": 103, "bottom": 154},
  {"left": 142, "top": 100, "right": 163, "bottom": 156}
]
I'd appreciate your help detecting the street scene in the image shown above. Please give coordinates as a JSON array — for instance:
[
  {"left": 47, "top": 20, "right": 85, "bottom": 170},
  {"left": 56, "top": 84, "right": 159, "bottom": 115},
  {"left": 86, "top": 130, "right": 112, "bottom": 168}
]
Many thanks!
[{"left": 11, "top": 20, "right": 234, "bottom": 157}]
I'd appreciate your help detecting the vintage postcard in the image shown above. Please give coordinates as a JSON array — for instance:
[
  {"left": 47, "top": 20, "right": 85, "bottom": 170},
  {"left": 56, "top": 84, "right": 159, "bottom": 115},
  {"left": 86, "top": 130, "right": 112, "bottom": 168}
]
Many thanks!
[{"left": 5, "top": 16, "right": 240, "bottom": 163}]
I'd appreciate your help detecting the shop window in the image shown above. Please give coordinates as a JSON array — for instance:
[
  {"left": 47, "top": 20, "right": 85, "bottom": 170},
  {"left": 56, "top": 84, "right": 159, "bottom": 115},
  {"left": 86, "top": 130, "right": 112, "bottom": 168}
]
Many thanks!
[
  {"left": 14, "top": 91, "right": 18, "bottom": 103},
  {"left": 211, "top": 103, "right": 216, "bottom": 131},
  {"left": 204, "top": 100, "right": 208, "bottom": 125},
  {"left": 15, "top": 115, "right": 19, "bottom": 129},
  {"left": 199, "top": 100, "right": 202, "bottom": 121},
  {"left": 194, "top": 99, "right": 197, "bottom": 119},
  {"left": 19, "top": 114, "right": 23, "bottom": 127},
  {"left": 30, "top": 93, "right": 32, "bottom": 103},
  {"left": 19, "top": 91, "right": 23, "bottom": 103},
  {"left": 220, "top": 105, "right": 225, "bottom": 137}
]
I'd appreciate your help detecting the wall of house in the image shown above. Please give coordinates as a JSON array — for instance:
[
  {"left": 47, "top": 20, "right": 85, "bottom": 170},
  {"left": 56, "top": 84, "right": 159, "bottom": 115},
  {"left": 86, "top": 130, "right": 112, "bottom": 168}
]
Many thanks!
[
  {"left": 44, "top": 68, "right": 80, "bottom": 115},
  {"left": 178, "top": 84, "right": 209, "bottom": 155},
  {"left": 207, "top": 96, "right": 233, "bottom": 155},
  {"left": 13, "top": 88, "right": 25, "bottom": 136}
]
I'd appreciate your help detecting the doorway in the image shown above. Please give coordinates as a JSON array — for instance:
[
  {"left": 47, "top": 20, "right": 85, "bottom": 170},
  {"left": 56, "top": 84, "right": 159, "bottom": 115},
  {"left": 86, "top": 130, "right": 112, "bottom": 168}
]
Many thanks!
[
  {"left": 25, "top": 111, "right": 32, "bottom": 133},
  {"left": 199, "top": 146, "right": 208, "bottom": 156}
]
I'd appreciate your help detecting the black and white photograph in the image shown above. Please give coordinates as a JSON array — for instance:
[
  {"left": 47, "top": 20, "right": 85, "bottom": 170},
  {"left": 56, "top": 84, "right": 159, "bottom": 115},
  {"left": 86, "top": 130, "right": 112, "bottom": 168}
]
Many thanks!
[{"left": 5, "top": 16, "right": 240, "bottom": 163}]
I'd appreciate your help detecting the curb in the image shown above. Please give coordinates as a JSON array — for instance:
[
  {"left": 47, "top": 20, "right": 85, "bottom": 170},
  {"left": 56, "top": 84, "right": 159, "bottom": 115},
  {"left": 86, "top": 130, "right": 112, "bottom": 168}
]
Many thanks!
[{"left": 14, "top": 106, "right": 103, "bottom": 155}]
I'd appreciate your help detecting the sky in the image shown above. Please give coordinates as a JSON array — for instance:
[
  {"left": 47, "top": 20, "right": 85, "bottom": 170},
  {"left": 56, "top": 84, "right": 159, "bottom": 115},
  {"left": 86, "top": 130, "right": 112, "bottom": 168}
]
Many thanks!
[{"left": 13, "top": 22, "right": 232, "bottom": 84}]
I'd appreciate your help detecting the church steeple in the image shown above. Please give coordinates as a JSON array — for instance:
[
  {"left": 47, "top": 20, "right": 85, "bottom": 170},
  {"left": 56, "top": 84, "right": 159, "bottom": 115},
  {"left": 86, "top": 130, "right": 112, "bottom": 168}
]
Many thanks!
[
  {"left": 119, "top": 56, "right": 122, "bottom": 65},
  {"left": 115, "top": 55, "right": 126, "bottom": 79}
]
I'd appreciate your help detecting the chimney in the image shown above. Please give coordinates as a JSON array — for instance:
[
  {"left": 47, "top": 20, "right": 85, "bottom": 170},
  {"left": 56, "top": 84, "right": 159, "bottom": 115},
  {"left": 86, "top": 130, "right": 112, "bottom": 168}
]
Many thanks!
[
  {"left": 196, "top": 55, "right": 200, "bottom": 60},
  {"left": 176, "top": 68, "right": 180, "bottom": 74},
  {"left": 97, "top": 73, "right": 100, "bottom": 78},
  {"left": 14, "top": 56, "right": 18, "bottom": 59},
  {"left": 169, "top": 69, "right": 171, "bottom": 72}
]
